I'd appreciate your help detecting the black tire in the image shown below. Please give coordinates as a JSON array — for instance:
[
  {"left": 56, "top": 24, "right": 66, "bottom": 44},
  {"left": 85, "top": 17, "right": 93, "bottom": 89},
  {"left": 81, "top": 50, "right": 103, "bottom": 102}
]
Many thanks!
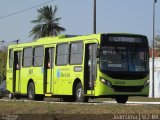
[
  {"left": 27, "top": 82, "right": 36, "bottom": 100},
  {"left": 75, "top": 83, "right": 89, "bottom": 102},
  {"left": 115, "top": 96, "right": 128, "bottom": 104}
]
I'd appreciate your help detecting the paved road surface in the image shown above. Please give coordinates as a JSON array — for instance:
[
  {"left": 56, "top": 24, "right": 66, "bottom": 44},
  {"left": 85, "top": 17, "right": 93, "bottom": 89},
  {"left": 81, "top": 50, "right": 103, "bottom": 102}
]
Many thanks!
[{"left": 102, "top": 101, "right": 160, "bottom": 105}]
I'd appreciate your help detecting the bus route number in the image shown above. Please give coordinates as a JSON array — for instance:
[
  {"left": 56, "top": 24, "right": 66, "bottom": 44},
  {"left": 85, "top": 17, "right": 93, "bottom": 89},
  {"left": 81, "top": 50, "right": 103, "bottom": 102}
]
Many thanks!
[{"left": 29, "top": 69, "right": 33, "bottom": 74}]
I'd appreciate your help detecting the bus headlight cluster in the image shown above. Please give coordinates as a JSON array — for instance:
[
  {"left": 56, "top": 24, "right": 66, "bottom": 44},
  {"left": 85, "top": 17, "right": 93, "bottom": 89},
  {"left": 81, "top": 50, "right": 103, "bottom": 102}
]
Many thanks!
[
  {"left": 100, "top": 78, "right": 112, "bottom": 88},
  {"left": 144, "top": 80, "right": 149, "bottom": 88}
]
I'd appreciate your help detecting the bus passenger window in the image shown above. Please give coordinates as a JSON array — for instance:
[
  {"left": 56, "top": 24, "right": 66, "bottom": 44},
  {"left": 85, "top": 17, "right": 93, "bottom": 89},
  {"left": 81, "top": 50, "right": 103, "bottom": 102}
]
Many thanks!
[
  {"left": 56, "top": 43, "right": 69, "bottom": 65},
  {"left": 33, "top": 46, "right": 44, "bottom": 67},
  {"left": 23, "top": 47, "right": 33, "bottom": 67},
  {"left": 70, "top": 42, "right": 83, "bottom": 65},
  {"left": 9, "top": 49, "right": 13, "bottom": 68}
]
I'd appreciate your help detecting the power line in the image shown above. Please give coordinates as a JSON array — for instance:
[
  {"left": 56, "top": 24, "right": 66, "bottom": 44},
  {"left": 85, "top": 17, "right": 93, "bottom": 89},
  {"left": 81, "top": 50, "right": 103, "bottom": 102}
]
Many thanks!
[{"left": 0, "top": 0, "right": 54, "bottom": 20}]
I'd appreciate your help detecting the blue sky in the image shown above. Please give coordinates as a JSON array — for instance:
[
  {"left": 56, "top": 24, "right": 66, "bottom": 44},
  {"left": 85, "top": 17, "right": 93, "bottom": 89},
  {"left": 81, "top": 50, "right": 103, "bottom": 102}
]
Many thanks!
[{"left": 0, "top": 0, "right": 160, "bottom": 45}]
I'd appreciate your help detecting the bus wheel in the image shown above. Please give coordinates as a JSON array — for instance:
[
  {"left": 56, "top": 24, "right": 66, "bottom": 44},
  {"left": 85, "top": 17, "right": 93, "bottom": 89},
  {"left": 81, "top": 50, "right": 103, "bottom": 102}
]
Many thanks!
[
  {"left": 8, "top": 93, "right": 13, "bottom": 99},
  {"left": 75, "top": 83, "right": 89, "bottom": 102},
  {"left": 115, "top": 96, "right": 128, "bottom": 104},
  {"left": 27, "top": 82, "right": 35, "bottom": 100}
]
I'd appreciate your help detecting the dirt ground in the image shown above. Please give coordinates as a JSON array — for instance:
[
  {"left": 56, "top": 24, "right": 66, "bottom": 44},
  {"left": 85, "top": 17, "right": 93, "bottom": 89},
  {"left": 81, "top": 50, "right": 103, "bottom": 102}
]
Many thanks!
[{"left": 0, "top": 98, "right": 160, "bottom": 120}]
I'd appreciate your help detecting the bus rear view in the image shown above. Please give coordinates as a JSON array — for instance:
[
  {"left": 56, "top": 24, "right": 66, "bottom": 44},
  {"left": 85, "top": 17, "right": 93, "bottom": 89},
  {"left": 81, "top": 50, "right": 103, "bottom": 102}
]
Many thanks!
[{"left": 98, "top": 34, "right": 149, "bottom": 103}]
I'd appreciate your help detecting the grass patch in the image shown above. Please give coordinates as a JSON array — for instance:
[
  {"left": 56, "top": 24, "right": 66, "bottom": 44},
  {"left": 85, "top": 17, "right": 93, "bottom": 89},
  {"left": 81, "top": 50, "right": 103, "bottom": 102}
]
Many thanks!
[
  {"left": 0, "top": 100, "right": 160, "bottom": 114},
  {"left": 1, "top": 97, "right": 160, "bottom": 120}
]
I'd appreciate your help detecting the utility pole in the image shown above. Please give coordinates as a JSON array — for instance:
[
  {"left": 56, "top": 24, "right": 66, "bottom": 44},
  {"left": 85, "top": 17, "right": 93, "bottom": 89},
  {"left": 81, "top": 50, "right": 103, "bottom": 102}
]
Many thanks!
[
  {"left": 0, "top": 40, "right": 5, "bottom": 43},
  {"left": 12, "top": 39, "right": 20, "bottom": 44},
  {"left": 152, "top": 0, "right": 157, "bottom": 98},
  {"left": 93, "top": 0, "right": 96, "bottom": 34}
]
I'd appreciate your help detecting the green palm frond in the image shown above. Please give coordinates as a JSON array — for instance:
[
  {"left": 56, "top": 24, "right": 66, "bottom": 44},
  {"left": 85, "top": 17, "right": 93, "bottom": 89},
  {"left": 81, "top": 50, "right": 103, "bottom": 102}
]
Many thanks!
[{"left": 30, "top": 5, "right": 66, "bottom": 40}]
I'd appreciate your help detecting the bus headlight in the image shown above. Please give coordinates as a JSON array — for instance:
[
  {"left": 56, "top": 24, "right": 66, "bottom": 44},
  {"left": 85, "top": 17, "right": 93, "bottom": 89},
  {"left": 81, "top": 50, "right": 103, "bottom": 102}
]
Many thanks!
[
  {"left": 144, "top": 80, "right": 149, "bottom": 88},
  {"left": 100, "top": 78, "right": 112, "bottom": 88}
]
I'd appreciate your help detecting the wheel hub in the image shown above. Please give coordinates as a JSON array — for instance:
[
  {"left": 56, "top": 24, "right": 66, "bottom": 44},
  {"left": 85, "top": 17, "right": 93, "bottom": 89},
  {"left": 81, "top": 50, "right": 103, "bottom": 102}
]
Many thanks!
[{"left": 77, "top": 88, "right": 82, "bottom": 100}]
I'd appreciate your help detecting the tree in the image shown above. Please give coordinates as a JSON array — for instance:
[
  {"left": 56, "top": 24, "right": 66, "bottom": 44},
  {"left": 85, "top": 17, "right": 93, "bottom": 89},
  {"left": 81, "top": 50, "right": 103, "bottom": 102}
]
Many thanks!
[
  {"left": 155, "top": 35, "right": 160, "bottom": 49},
  {"left": 152, "top": 35, "right": 160, "bottom": 57},
  {"left": 30, "top": 5, "right": 66, "bottom": 39},
  {"left": 0, "top": 46, "right": 7, "bottom": 83}
]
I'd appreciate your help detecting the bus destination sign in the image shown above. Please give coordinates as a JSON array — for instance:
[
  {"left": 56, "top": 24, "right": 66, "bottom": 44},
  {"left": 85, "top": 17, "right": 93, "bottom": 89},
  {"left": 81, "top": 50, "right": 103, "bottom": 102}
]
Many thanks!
[{"left": 109, "top": 37, "right": 142, "bottom": 43}]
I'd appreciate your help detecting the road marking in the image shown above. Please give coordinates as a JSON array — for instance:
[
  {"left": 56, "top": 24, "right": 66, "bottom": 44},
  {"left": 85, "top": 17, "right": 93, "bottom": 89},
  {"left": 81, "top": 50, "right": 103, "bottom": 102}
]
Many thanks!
[
  {"left": 127, "top": 101, "right": 160, "bottom": 105},
  {"left": 103, "top": 101, "right": 160, "bottom": 105}
]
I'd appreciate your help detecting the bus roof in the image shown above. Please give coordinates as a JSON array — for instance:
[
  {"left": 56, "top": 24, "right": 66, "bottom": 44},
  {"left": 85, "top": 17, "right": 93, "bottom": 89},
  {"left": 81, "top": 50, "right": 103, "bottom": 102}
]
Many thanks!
[
  {"left": 8, "top": 33, "right": 101, "bottom": 48},
  {"left": 8, "top": 33, "right": 147, "bottom": 49}
]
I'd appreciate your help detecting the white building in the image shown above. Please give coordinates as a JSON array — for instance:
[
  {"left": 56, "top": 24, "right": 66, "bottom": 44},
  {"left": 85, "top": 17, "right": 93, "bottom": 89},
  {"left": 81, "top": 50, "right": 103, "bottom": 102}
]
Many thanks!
[{"left": 149, "top": 57, "right": 160, "bottom": 98}]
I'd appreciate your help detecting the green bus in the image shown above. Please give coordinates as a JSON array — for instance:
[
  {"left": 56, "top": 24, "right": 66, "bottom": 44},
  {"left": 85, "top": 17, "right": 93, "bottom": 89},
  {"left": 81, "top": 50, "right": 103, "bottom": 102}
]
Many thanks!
[{"left": 6, "top": 33, "right": 149, "bottom": 103}]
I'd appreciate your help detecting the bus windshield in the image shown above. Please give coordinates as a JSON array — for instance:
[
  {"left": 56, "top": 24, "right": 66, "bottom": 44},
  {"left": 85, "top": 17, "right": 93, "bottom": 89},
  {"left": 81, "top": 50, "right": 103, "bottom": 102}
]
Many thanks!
[{"left": 100, "top": 46, "right": 148, "bottom": 72}]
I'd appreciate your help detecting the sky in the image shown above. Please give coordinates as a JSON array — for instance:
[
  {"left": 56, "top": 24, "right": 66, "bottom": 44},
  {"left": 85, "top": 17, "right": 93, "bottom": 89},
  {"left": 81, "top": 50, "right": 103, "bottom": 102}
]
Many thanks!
[{"left": 0, "top": 0, "right": 160, "bottom": 45}]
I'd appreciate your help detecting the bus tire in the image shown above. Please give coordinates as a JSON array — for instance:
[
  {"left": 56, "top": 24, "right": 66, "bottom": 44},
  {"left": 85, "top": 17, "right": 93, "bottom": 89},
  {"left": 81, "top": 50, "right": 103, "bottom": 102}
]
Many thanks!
[
  {"left": 27, "top": 82, "right": 36, "bottom": 100},
  {"left": 115, "top": 96, "right": 128, "bottom": 104},
  {"left": 8, "top": 93, "right": 13, "bottom": 99},
  {"left": 75, "top": 83, "right": 89, "bottom": 102}
]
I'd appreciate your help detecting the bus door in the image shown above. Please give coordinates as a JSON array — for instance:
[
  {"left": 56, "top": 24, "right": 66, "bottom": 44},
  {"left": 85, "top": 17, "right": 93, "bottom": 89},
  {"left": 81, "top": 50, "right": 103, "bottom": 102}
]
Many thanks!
[
  {"left": 13, "top": 51, "right": 21, "bottom": 93},
  {"left": 44, "top": 48, "right": 54, "bottom": 93},
  {"left": 84, "top": 44, "right": 97, "bottom": 94}
]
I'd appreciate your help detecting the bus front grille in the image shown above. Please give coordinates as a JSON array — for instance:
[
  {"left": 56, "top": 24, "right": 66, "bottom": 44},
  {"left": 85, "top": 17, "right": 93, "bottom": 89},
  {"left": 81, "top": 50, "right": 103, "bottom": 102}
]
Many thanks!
[{"left": 112, "top": 86, "right": 144, "bottom": 92}]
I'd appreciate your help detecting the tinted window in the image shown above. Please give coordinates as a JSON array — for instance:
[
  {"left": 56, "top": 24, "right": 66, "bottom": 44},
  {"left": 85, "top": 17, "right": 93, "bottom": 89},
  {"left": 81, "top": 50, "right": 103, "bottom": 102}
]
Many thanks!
[
  {"left": 9, "top": 49, "right": 13, "bottom": 68},
  {"left": 33, "top": 46, "right": 44, "bottom": 66},
  {"left": 23, "top": 47, "right": 33, "bottom": 67},
  {"left": 100, "top": 46, "right": 148, "bottom": 72},
  {"left": 56, "top": 44, "right": 69, "bottom": 65},
  {"left": 70, "top": 42, "right": 83, "bottom": 64}
]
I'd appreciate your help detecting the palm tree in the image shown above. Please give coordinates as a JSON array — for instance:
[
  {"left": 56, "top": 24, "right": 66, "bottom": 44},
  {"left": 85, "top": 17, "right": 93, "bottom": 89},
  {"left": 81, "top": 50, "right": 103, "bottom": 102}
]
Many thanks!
[{"left": 30, "top": 5, "right": 66, "bottom": 39}]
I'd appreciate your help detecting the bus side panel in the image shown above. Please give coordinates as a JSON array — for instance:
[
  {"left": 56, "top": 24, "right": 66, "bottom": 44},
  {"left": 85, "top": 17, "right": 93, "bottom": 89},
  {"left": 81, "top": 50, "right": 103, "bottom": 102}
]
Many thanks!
[
  {"left": 6, "top": 68, "right": 13, "bottom": 93},
  {"left": 53, "top": 66, "right": 84, "bottom": 95},
  {"left": 53, "top": 66, "right": 72, "bottom": 95},
  {"left": 20, "top": 67, "right": 44, "bottom": 94},
  {"left": 70, "top": 66, "right": 84, "bottom": 95},
  {"left": 6, "top": 49, "right": 14, "bottom": 93},
  {"left": 53, "top": 67, "right": 61, "bottom": 94},
  {"left": 65, "top": 66, "right": 83, "bottom": 95},
  {"left": 20, "top": 68, "right": 30, "bottom": 94},
  {"left": 33, "top": 67, "right": 44, "bottom": 94}
]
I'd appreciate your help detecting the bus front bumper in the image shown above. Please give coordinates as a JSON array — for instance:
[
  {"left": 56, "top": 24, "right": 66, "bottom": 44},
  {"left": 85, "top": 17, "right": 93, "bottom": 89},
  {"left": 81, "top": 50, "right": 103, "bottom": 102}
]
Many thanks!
[{"left": 94, "top": 78, "right": 149, "bottom": 97}]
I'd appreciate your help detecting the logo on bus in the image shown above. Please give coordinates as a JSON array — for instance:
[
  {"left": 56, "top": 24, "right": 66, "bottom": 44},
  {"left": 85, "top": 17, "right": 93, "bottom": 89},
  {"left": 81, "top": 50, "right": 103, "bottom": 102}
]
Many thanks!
[{"left": 57, "top": 69, "right": 61, "bottom": 78}]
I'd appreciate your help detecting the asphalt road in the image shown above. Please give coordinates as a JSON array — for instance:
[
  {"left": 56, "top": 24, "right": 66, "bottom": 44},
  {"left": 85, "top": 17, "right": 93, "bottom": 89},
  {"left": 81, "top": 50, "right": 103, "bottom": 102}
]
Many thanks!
[{"left": 103, "top": 101, "right": 160, "bottom": 105}]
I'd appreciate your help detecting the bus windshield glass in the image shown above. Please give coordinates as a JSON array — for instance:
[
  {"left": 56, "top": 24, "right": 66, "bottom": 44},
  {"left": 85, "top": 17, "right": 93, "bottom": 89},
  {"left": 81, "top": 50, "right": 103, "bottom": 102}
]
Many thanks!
[{"left": 100, "top": 46, "right": 148, "bottom": 72}]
